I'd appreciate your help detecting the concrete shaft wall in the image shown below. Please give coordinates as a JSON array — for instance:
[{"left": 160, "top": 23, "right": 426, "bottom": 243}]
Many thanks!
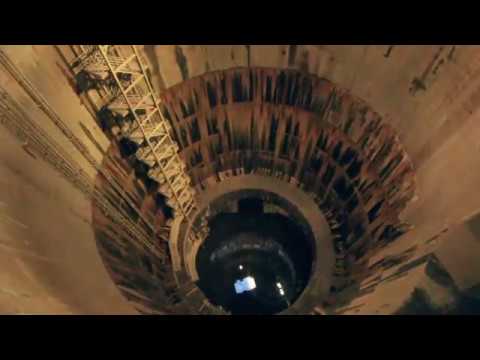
[
  {"left": 141, "top": 45, "right": 480, "bottom": 313},
  {"left": 1, "top": 45, "right": 480, "bottom": 314},
  {"left": 0, "top": 45, "right": 134, "bottom": 314}
]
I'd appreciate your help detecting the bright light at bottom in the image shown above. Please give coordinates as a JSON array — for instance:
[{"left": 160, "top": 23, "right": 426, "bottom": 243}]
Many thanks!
[{"left": 279, "top": 288, "right": 285, "bottom": 296}]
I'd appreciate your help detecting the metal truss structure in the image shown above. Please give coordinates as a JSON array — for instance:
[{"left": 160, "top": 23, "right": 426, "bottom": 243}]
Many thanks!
[{"left": 68, "top": 45, "right": 208, "bottom": 246}]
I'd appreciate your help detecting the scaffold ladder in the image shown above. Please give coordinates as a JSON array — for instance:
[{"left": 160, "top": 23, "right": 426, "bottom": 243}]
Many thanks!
[
  {"left": 70, "top": 45, "right": 207, "bottom": 243},
  {"left": 74, "top": 45, "right": 195, "bottom": 219}
]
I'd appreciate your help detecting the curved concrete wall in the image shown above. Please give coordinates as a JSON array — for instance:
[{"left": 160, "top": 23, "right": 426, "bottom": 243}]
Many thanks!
[
  {"left": 143, "top": 45, "right": 480, "bottom": 254},
  {"left": 2, "top": 45, "right": 480, "bottom": 313},
  {"left": 183, "top": 174, "right": 335, "bottom": 314},
  {"left": 0, "top": 126, "right": 135, "bottom": 314},
  {"left": 0, "top": 46, "right": 135, "bottom": 314}
]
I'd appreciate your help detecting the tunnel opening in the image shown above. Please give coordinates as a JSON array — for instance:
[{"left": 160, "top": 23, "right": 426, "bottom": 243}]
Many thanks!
[{"left": 196, "top": 194, "right": 314, "bottom": 315}]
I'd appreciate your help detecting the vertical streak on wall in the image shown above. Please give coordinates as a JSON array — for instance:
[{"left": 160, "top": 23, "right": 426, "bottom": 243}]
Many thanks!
[{"left": 288, "top": 45, "right": 298, "bottom": 67}]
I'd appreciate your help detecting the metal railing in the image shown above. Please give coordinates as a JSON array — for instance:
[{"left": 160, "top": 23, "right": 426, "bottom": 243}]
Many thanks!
[{"left": 68, "top": 45, "right": 209, "bottom": 266}]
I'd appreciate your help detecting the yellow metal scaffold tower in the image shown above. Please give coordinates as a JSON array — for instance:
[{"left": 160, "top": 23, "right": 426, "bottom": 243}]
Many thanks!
[{"left": 69, "top": 45, "right": 207, "bottom": 244}]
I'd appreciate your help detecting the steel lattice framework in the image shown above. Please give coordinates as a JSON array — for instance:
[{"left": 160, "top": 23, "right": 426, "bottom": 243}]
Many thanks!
[{"left": 69, "top": 45, "right": 208, "bottom": 245}]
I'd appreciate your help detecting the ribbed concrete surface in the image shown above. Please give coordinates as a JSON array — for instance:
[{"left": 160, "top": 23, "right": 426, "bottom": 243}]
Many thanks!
[{"left": 0, "top": 126, "right": 135, "bottom": 314}]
